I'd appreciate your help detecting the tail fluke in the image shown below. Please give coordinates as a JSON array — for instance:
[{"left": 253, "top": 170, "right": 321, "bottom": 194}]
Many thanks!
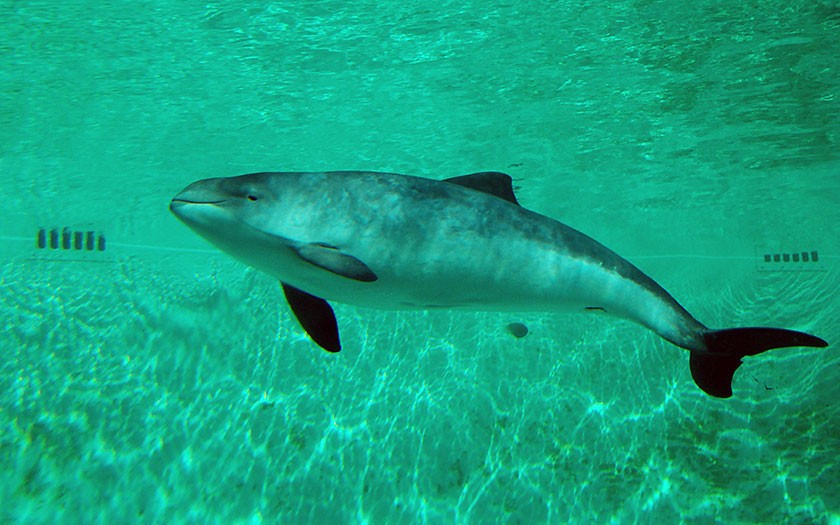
[{"left": 690, "top": 328, "right": 828, "bottom": 398}]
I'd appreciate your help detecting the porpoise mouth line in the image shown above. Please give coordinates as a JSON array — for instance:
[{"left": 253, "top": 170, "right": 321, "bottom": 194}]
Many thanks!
[{"left": 170, "top": 198, "right": 226, "bottom": 205}]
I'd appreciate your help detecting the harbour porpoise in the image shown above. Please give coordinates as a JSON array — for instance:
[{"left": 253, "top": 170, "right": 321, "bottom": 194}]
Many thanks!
[{"left": 170, "top": 171, "right": 828, "bottom": 398}]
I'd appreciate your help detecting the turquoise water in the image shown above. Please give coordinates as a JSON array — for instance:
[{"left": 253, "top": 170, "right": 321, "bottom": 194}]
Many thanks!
[{"left": 2, "top": 0, "right": 839, "bottom": 523}]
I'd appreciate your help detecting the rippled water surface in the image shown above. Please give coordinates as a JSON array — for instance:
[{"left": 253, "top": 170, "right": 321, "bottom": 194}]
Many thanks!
[{"left": 1, "top": 1, "right": 839, "bottom": 523}]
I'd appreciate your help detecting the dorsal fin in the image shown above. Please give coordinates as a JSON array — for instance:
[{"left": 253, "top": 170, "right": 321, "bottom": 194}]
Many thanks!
[{"left": 443, "top": 172, "right": 520, "bottom": 205}]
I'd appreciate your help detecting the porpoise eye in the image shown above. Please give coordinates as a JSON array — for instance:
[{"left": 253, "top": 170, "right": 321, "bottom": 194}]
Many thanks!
[{"left": 247, "top": 195, "right": 258, "bottom": 201}]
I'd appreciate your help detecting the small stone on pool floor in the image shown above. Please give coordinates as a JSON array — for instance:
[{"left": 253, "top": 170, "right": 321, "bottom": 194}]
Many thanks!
[{"left": 507, "top": 322, "right": 528, "bottom": 338}]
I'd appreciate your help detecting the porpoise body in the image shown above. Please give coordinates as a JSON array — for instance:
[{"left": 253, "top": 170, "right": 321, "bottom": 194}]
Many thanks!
[{"left": 170, "top": 171, "right": 827, "bottom": 397}]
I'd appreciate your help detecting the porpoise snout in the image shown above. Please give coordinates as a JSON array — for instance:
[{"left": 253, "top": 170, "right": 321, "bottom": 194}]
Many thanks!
[
  {"left": 170, "top": 179, "right": 227, "bottom": 211},
  {"left": 169, "top": 178, "right": 230, "bottom": 224}
]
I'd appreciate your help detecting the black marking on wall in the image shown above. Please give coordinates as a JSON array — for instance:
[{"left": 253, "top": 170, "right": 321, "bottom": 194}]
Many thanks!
[
  {"left": 762, "top": 251, "right": 818, "bottom": 264},
  {"left": 36, "top": 227, "right": 106, "bottom": 252},
  {"left": 757, "top": 249, "right": 823, "bottom": 272}
]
